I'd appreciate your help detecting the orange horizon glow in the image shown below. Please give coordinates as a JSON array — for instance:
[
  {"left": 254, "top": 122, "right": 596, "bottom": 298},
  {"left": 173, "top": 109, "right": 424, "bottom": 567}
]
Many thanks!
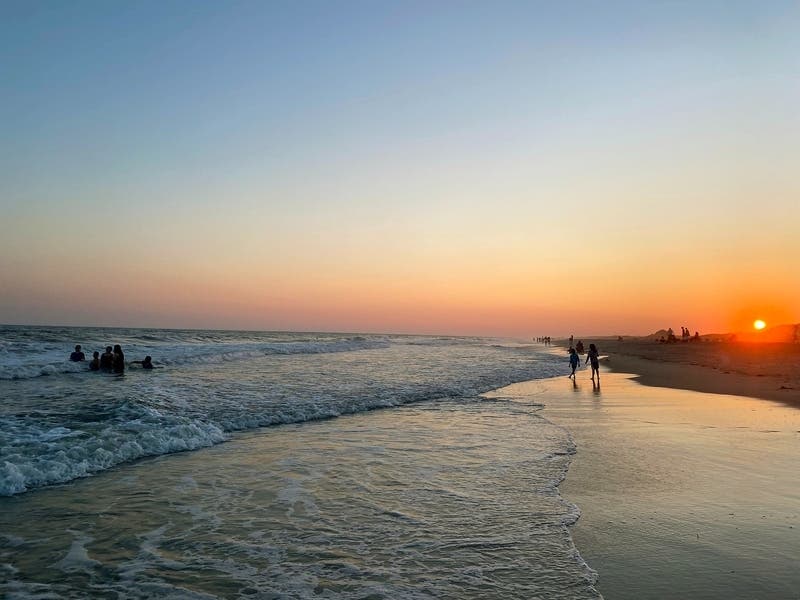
[{"left": 2, "top": 4, "right": 799, "bottom": 337}]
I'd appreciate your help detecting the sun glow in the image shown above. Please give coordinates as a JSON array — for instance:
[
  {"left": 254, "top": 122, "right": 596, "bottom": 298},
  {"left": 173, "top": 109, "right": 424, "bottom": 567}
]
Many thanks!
[{"left": 753, "top": 319, "right": 766, "bottom": 330}]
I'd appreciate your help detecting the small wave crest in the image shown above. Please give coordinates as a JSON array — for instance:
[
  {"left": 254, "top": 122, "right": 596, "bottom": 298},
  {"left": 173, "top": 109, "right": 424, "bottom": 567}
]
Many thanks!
[
  {"left": 0, "top": 405, "right": 227, "bottom": 496},
  {"left": 0, "top": 337, "right": 390, "bottom": 380}
]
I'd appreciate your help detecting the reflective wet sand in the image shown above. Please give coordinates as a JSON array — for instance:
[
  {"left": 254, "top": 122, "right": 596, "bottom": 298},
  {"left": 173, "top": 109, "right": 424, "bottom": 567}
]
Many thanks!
[{"left": 492, "top": 371, "right": 800, "bottom": 599}]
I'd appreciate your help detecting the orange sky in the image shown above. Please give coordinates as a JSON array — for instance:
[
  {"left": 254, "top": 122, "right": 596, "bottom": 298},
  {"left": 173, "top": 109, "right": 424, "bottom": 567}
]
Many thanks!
[{"left": 2, "top": 3, "right": 799, "bottom": 336}]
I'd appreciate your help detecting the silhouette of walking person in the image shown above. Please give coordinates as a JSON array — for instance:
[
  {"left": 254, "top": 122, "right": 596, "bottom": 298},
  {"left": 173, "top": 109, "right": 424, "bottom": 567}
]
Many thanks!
[{"left": 585, "top": 343, "right": 600, "bottom": 381}]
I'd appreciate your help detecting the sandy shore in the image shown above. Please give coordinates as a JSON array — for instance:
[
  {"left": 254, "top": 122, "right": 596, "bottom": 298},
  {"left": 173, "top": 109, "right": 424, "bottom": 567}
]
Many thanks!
[
  {"left": 560, "top": 339, "right": 800, "bottom": 407},
  {"left": 490, "top": 372, "right": 800, "bottom": 599}
]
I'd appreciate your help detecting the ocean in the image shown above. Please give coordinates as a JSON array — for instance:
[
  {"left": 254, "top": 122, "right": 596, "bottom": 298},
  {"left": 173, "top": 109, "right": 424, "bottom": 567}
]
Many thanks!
[{"left": 0, "top": 325, "right": 600, "bottom": 598}]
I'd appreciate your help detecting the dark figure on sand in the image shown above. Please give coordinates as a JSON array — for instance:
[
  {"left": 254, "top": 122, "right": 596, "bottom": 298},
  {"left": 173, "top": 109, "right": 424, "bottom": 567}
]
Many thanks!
[
  {"left": 89, "top": 351, "right": 100, "bottom": 371},
  {"left": 112, "top": 345, "right": 125, "bottom": 374},
  {"left": 69, "top": 345, "right": 85, "bottom": 362},
  {"left": 575, "top": 340, "right": 585, "bottom": 354},
  {"left": 568, "top": 348, "right": 580, "bottom": 379},
  {"left": 100, "top": 346, "right": 114, "bottom": 371},
  {"left": 585, "top": 343, "right": 600, "bottom": 381}
]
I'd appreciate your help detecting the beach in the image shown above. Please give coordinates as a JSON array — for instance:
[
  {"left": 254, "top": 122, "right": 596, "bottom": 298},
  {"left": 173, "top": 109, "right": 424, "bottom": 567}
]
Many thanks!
[
  {"left": 491, "top": 369, "right": 800, "bottom": 599},
  {"left": 589, "top": 338, "right": 800, "bottom": 407},
  {"left": 2, "top": 328, "right": 799, "bottom": 598}
]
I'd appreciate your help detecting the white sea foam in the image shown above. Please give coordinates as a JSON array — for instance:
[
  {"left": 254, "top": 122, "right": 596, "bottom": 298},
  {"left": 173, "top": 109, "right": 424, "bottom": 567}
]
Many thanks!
[
  {"left": 0, "top": 327, "right": 567, "bottom": 496},
  {"left": 0, "top": 412, "right": 227, "bottom": 496},
  {"left": 0, "top": 387, "right": 602, "bottom": 599},
  {"left": 0, "top": 334, "right": 390, "bottom": 380},
  {"left": 53, "top": 531, "right": 101, "bottom": 573}
]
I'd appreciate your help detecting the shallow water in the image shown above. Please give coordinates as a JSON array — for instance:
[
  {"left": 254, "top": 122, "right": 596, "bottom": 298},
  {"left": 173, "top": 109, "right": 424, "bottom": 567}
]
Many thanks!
[
  {"left": 0, "top": 397, "right": 599, "bottom": 599},
  {"left": 0, "top": 327, "right": 600, "bottom": 598},
  {"left": 0, "top": 326, "right": 564, "bottom": 496},
  {"left": 497, "top": 372, "right": 800, "bottom": 600}
]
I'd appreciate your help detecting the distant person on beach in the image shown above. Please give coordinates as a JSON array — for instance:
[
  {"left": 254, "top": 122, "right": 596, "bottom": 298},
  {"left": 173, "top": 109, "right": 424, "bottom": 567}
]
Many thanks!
[
  {"left": 89, "top": 351, "right": 100, "bottom": 371},
  {"left": 69, "top": 345, "right": 85, "bottom": 362},
  {"left": 568, "top": 348, "right": 580, "bottom": 379},
  {"left": 575, "top": 340, "right": 585, "bottom": 354},
  {"left": 112, "top": 345, "right": 125, "bottom": 373},
  {"left": 131, "top": 356, "right": 154, "bottom": 369},
  {"left": 100, "top": 346, "right": 114, "bottom": 371},
  {"left": 585, "top": 343, "right": 600, "bottom": 381}
]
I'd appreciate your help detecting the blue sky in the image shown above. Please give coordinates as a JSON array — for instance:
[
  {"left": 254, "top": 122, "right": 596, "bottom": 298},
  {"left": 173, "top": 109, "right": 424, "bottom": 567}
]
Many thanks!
[{"left": 2, "top": 1, "right": 799, "bottom": 333}]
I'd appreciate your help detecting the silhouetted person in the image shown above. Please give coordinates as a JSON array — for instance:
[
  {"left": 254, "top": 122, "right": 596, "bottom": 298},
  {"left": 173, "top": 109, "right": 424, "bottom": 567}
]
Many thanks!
[
  {"left": 568, "top": 348, "right": 579, "bottom": 379},
  {"left": 132, "top": 356, "right": 155, "bottom": 369},
  {"left": 100, "top": 346, "right": 114, "bottom": 371},
  {"left": 585, "top": 343, "right": 600, "bottom": 381},
  {"left": 70, "top": 345, "right": 85, "bottom": 362},
  {"left": 576, "top": 340, "right": 585, "bottom": 354},
  {"left": 112, "top": 345, "right": 125, "bottom": 373},
  {"left": 89, "top": 351, "right": 100, "bottom": 371}
]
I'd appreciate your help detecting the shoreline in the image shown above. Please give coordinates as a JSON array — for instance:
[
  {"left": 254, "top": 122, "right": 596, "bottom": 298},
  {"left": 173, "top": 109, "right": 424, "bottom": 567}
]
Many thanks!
[
  {"left": 554, "top": 339, "right": 800, "bottom": 408},
  {"left": 490, "top": 371, "right": 800, "bottom": 599}
]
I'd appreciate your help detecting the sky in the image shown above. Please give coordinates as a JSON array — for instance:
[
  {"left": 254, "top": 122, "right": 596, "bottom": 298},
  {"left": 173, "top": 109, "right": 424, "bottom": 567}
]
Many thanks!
[{"left": 2, "top": 1, "right": 799, "bottom": 337}]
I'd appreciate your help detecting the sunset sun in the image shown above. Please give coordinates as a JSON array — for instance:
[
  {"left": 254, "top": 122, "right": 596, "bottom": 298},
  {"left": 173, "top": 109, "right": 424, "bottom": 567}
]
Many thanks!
[{"left": 753, "top": 319, "right": 766, "bottom": 330}]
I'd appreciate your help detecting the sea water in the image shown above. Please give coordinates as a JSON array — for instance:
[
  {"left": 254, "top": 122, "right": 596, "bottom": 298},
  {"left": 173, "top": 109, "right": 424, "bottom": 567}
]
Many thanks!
[{"left": 0, "top": 326, "right": 600, "bottom": 598}]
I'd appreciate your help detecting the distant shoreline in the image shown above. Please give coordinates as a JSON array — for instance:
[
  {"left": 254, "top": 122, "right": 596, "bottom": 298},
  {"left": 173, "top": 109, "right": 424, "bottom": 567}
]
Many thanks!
[{"left": 554, "top": 338, "right": 800, "bottom": 408}]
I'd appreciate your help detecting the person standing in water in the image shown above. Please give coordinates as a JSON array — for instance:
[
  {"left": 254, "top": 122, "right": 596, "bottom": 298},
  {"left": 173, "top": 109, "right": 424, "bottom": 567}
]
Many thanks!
[
  {"left": 131, "top": 356, "right": 155, "bottom": 369},
  {"left": 585, "top": 343, "right": 600, "bottom": 381},
  {"left": 100, "top": 346, "right": 114, "bottom": 371},
  {"left": 69, "top": 345, "right": 85, "bottom": 362},
  {"left": 89, "top": 351, "right": 100, "bottom": 371},
  {"left": 112, "top": 345, "right": 125, "bottom": 374},
  {"left": 568, "top": 348, "right": 580, "bottom": 379}
]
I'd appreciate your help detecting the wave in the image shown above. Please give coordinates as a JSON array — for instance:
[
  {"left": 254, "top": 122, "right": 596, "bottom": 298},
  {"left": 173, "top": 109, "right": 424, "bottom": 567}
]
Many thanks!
[
  {"left": 0, "top": 406, "right": 227, "bottom": 496},
  {"left": 0, "top": 353, "right": 564, "bottom": 497},
  {"left": 0, "top": 337, "right": 390, "bottom": 380}
]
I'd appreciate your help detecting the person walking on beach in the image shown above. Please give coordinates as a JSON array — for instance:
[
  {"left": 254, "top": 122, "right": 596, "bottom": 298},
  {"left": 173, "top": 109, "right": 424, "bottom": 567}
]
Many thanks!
[
  {"left": 585, "top": 343, "right": 600, "bottom": 381},
  {"left": 568, "top": 348, "right": 580, "bottom": 379}
]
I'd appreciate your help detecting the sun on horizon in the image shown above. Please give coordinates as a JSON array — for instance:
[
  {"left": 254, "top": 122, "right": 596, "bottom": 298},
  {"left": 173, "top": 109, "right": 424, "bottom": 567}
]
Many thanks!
[{"left": 753, "top": 319, "right": 766, "bottom": 330}]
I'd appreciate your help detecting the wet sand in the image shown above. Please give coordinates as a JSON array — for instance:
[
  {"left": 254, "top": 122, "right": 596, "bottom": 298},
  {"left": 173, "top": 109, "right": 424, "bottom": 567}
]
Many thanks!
[
  {"left": 566, "top": 340, "right": 800, "bottom": 407},
  {"left": 491, "top": 371, "right": 800, "bottom": 599}
]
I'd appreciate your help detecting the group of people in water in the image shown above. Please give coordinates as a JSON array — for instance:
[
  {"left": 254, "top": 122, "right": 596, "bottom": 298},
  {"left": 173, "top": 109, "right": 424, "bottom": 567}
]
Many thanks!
[
  {"left": 69, "top": 344, "right": 154, "bottom": 373},
  {"left": 536, "top": 336, "right": 553, "bottom": 345}
]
